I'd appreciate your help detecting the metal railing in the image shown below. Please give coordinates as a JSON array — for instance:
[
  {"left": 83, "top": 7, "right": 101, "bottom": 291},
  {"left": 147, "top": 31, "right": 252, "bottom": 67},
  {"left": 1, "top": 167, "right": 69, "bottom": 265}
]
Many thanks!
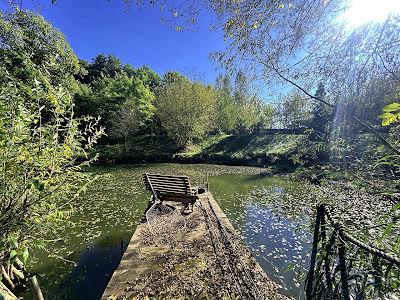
[{"left": 305, "top": 204, "right": 400, "bottom": 300}]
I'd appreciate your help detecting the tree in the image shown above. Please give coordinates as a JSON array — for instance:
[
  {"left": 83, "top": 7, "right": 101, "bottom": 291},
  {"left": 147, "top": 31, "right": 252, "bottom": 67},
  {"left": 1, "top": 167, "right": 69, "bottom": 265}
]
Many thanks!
[
  {"left": 0, "top": 11, "right": 104, "bottom": 285},
  {"left": 110, "top": 102, "right": 142, "bottom": 151},
  {"left": 256, "top": 103, "right": 276, "bottom": 131},
  {"left": 214, "top": 72, "right": 272, "bottom": 134},
  {"left": 309, "top": 82, "right": 331, "bottom": 133},
  {"left": 214, "top": 74, "right": 237, "bottom": 133},
  {"left": 378, "top": 100, "right": 400, "bottom": 170},
  {"left": 380, "top": 102, "right": 400, "bottom": 126},
  {"left": 353, "top": 78, "right": 397, "bottom": 127},
  {"left": 134, "top": 65, "right": 161, "bottom": 92},
  {"left": 0, "top": 71, "right": 104, "bottom": 286},
  {"left": 77, "top": 54, "right": 123, "bottom": 84},
  {"left": 233, "top": 70, "right": 249, "bottom": 105},
  {"left": 156, "top": 76, "right": 216, "bottom": 147},
  {"left": 89, "top": 54, "right": 122, "bottom": 81},
  {"left": 110, "top": 77, "right": 156, "bottom": 147},
  {"left": 280, "top": 93, "right": 312, "bottom": 129},
  {"left": 122, "top": 63, "right": 136, "bottom": 78},
  {"left": 161, "top": 71, "right": 185, "bottom": 86},
  {"left": 0, "top": 9, "right": 80, "bottom": 95},
  {"left": 75, "top": 73, "right": 155, "bottom": 131},
  {"left": 235, "top": 97, "right": 262, "bottom": 133}
]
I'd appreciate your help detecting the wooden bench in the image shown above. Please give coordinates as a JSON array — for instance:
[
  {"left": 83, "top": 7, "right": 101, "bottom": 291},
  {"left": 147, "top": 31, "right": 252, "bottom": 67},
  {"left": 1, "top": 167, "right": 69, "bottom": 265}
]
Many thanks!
[{"left": 142, "top": 173, "right": 198, "bottom": 205}]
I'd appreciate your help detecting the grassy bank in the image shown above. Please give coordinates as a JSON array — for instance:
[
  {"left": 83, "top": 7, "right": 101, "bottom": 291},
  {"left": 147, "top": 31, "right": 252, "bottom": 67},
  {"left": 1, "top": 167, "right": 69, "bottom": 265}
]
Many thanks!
[
  {"left": 93, "top": 132, "right": 400, "bottom": 196},
  {"left": 95, "top": 132, "right": 307, "bottom": 170}
]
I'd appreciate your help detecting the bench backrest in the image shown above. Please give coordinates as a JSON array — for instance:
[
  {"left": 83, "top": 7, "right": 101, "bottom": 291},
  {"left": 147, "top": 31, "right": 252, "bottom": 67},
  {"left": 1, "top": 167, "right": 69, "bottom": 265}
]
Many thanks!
[{"left": 142, "top": 173, "right": 192, "bottom": 196}]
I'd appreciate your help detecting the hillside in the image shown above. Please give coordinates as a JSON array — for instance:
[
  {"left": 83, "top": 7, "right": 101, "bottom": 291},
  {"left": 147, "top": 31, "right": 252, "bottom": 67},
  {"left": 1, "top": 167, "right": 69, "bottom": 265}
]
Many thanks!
[{"left": 96, "top": 132, "right": 307, "bottom": 168}]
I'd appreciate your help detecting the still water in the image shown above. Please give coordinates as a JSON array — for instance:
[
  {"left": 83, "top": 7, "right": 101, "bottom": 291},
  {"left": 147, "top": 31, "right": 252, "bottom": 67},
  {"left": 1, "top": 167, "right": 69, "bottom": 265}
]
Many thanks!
[{"left": 24, "top": 164, "right": 316, "bottom": 300}]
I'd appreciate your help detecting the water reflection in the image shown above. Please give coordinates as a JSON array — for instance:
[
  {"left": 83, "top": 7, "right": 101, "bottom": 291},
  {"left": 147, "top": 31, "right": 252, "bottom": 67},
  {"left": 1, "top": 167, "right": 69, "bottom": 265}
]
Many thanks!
[{"left": 210, "top": 175, "right": 312, "bottom": 299}]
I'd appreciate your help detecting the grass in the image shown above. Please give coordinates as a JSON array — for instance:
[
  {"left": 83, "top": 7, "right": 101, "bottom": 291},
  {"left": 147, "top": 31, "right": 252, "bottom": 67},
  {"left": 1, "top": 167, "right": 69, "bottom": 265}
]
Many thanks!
[
  {"left": 179, "top": 133, "right": 305, "bottom": 161},
  {"left": 96, "top": 132, "right": 306, "bottom": 167}
]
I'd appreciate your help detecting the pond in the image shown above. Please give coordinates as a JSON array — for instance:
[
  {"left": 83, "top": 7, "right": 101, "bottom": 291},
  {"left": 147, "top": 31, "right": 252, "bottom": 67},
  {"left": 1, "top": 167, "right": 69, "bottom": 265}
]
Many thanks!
[{"left": 23, "top": 164, "right": 317, "bottom": 300}]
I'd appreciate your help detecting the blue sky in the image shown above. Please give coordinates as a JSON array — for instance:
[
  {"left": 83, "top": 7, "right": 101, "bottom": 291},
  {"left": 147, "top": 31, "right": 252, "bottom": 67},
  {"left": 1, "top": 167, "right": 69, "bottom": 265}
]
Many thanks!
[{"left": 15, "top": 0, "right": 226, "bottom": 84}]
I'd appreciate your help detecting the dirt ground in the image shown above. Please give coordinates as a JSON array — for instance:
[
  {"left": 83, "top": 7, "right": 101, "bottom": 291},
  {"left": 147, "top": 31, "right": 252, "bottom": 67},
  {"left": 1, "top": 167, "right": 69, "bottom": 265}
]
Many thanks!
[{"left": 102, "top": 193, "right": 289, "bottom": 300}]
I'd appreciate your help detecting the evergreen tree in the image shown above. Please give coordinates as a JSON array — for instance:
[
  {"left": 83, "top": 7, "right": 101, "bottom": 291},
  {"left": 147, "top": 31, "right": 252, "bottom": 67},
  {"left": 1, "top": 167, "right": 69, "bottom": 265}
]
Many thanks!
[{"left": 310, "top": 82, "right": 331, "bottom": 133}]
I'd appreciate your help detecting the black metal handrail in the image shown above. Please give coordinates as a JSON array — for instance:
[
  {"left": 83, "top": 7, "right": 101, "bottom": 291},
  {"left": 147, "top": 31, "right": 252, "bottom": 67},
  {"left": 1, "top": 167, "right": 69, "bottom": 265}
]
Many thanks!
[{"left": 305, "top": 204, "right": 400, "bottom": 300}]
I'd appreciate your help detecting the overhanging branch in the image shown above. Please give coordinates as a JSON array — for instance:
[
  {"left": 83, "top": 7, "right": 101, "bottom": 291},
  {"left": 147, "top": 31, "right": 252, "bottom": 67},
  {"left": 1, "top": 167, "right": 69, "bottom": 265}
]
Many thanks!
[{"left": 267, "top": 64, "right": 400, "bottom": 156}]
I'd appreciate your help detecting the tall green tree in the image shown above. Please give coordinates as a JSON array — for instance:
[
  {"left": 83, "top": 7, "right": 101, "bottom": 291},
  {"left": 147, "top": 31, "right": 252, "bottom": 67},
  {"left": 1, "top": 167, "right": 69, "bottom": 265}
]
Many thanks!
[
  {"left": 77, "top": 54, "right": 123, "bottom": 84},
  {"left": 0, "top": 75, "right": 103, "bottom": 280},
  {"left": 309, "top": 82, "right": 331, "bottom": 133},
  {"left": 75, "top": 73, "right": 155, "bottom": 131},
  {"left": 280, "top": 93, "right": 312, "bottom": 129},
  {"left": 134, "top": 65, "right": 161, "bottom": 92},
  {"left": 161, "top": 71, "right": 185, "bottom": 86},
  {"left": 214, "top": 74, "right": 237, "bottom": 133},
  {"left": 156, "top": 76, "right": 216, "bottom": 147},
  {"left": 214, "top": 73, "right": 271, "bottom": 134},
  {"left": 110, "top": 77, "right": 156, "bottom": 147},
  {"left": 256, "top": 103, "right": 276, "bottom": 131},
  {"left": 378, "top": 99, "right": 400, "bottom": 170},
  {"left": 235, "top": 97, "right": 263, "bottom": 133},
  {"left": 90, "top": 54, "right": 122, "bottom": 82},
  {"left": 0, "top": 9, "right": 80, "bottom": 95}
]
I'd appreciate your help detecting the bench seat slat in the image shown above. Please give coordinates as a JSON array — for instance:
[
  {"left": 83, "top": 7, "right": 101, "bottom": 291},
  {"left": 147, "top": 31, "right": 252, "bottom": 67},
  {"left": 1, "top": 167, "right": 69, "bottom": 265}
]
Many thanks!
[
  {"left": 144, "top": 178, "right": 190, "bottom": 185},
  {"left": 144, "top": 182, "right": 190, "bottom": 190},
  {"left": 153, "top": 188, "right": 189, "bottom": 194},
  {"left": 144, "top": 181, "right": 190, "bottom": 189},
  {"left": 158, "top": 191, "right": 188, "bottom": 196},
  {"left": 145, "top": 175, "right": 189, "bottom": 180},
  {"left": 150, "top": 185, "right": 188, "bottom": 191},
  {"left": 146, "top": 173, "right": 189, "bottom": 178},
  {"left": 143, "top": 174, "right": 189, "bottom": 181},
  {"left": 144, "top": 183, "right": 188, "bottom": 189},
  {"left": 144, "top": 179, "right": 189, "bottom": 186},
  {"left": 159, "top": 194, "right": 198, "bottom": 204},
  {"left": 144, "top": 180, "right": 189, "bottom": 187}
]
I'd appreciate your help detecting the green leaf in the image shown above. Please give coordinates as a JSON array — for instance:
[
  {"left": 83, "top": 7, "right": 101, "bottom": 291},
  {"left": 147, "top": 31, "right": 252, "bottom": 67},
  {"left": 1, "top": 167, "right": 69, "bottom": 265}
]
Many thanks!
[
  {"left": 391, "top": 202, "right": 400, "bottom": 211},
  {"left": 383, "top": 102, "right": 400, "bottom": 112},
  {"left": 10, "top": 250, "right": 17, "bottom": 260},
  {"left": 383, "top": 222, "right": 394, "bottom": 237},
  {"left": 380, "top": 102, "right": 400, "bottom": 126},
  {"left": 23, "top": 248, "right": 29, "bottom": 265},
  {"left": 8, "top": 235, "right": 18, "bottom": 248}
]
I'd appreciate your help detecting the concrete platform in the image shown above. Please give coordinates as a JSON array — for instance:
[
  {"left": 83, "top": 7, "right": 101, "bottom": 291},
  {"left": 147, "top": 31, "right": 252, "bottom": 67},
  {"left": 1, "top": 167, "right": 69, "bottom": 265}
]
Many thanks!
[{"left": 101, "top": 192, "right": 288, "bottom": 300}]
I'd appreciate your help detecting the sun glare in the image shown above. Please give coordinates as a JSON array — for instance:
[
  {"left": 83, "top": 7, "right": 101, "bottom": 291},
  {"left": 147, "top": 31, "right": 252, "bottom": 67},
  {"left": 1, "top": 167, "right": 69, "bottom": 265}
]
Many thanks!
[{"left": 343, "top": 0, "right": 400, "bottom": 27}]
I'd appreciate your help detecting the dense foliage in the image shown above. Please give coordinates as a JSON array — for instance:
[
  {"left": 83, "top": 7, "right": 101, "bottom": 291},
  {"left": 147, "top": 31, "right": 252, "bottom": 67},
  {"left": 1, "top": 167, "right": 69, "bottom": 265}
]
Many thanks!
[
  {"left": 155, "top": 76, "right": 215, "bottom": 147},
  {"left": 73, "top": 56, "right": 280, "bottom": 152},
  {"left": 0, "top": 9, "right": 103, "bottom": 283}
]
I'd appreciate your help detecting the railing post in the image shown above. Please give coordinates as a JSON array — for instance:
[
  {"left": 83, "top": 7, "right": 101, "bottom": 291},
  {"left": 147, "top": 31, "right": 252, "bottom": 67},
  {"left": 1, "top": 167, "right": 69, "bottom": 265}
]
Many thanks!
[
  {"left": 306, "top": 204, "right": 323, "bottom": 299},
  {"left": 320, "top": 207, "right": 333, "bottom": 299},
  {"left": 30, "top": 275, "right": 44, "bottom": 300},
  {"left": 338, "top": 237, "right": 350, "bottom": 300}
]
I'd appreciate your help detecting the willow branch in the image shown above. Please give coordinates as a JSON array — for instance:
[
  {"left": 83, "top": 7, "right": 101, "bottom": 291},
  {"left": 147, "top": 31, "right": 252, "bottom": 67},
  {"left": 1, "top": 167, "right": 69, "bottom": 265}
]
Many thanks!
[{"left": 267, "top": 64, "right": 400, "bottom": 155}]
